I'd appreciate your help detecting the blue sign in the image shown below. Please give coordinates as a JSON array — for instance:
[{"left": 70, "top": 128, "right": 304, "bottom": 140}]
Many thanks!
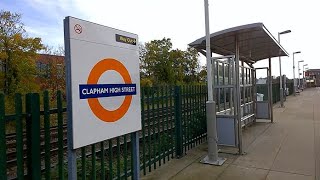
[{"left": 79, "top": 84, "right": 136, "bottom": 99}]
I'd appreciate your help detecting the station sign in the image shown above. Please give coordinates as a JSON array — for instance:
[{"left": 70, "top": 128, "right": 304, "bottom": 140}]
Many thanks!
[{"left": 64, "top": 17, "right": 141, "bottom": 149}]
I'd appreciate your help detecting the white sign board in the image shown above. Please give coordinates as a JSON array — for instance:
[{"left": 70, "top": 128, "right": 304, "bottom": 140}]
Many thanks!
[{"left": 64, "top": 17, "right": 141, "bottom": 149}]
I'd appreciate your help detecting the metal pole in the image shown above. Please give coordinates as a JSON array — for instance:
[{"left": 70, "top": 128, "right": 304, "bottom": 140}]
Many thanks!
[
  {"left": 205, "top": 0, "right": 213, "bottom": 102},
  {"left": 64, "top": 17, "right": 77, "bottom": 180},
  {"left": 298, "top": 62, "right": 301, "bottom": 89},
  {"left": 235, "top": 36, "right": 243, "bottom": 154},
  {"left": 201, "top": 0, "right": 226, "bottom": 166},
  {"left": 278, "top": 33, "right": 284, "bottom": 107},
  {"left": 269, "top": 58, "right": 274, "bottom": 123},
  {"left": 132, "top": 132, "right": 140, "bottom": 180},
  {"left": 303, "top": 65, "right": 305, "bottom": 89},
  {"left": 293, "top": 53, "right": 296, "bottom": 96}
]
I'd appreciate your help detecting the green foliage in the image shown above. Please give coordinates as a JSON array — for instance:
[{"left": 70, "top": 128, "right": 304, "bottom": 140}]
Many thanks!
[
  {"left": 0, "top": 10, "right": 44, "bottom": 95},
  {"left": 140, "top": 77, "right": 153, "bottom": 87},
  {"left": 140, "top": 38, "right": 201, "bottom": 85}
]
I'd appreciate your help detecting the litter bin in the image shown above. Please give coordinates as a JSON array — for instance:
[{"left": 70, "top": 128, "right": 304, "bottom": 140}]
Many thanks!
[{"left": 256, "top": 93, "right": 264, "bottom": 101}]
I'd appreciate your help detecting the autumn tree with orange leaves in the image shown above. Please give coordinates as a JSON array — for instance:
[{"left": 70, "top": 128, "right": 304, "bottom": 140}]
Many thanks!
[{"left": 0, "top": 10, "right": 44, "bottom": 95}]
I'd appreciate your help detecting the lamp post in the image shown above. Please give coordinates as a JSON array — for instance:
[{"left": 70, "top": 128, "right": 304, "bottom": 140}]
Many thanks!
[
  {"left": 293, "top": 51, "right": 301, "bottom": 96},
  {"left": 303, "top": 64, "right": 308, "bottom": 89},
  {"left": 278, "top": 30, "right": 291, "bottom": 107},
  {"left": 298, "top": 60, "right": 304, "bottom": 89},
  {"left": 201, "top": 0, "right": 226, "bottom": 166}
]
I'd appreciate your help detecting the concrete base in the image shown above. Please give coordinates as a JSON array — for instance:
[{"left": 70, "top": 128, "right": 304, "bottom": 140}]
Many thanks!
[{"left": 200, "top": 155, "right": 226, "bottom": 166}]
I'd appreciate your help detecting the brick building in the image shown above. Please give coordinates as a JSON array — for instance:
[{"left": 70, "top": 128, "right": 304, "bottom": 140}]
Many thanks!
[
  {"left": 305, "top": 69, "right": 320, "bottom": 87},
  {"left": 36, "top": 54, "right": 65, "bottom": 92}
]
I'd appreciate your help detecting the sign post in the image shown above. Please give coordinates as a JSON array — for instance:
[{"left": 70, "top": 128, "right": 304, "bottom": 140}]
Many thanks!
[{"left": 64, "top": 16, "right": 141, "bottom": 179}]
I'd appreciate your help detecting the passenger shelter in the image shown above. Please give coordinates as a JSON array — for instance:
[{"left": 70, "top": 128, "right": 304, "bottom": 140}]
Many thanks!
[{"left": 189, "top": 23, "right": 289, "bottom": 154}]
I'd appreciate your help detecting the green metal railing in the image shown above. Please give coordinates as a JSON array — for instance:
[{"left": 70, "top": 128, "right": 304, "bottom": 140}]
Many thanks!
[
  {"left": 0, "top": 83, "right": 294, "bottom": 179},
  {"left": 257, "top": 82, "right": 294, "bottom": 102},
  {"left": 1, "top": 86, "right": 207, "bottom": 179}
]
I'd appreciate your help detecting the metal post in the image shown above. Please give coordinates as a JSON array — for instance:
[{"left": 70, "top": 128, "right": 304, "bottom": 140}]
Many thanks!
[
  {"left": 298, "top": 61, "right": 301, "bottom": 89},
  {"left": 303, "top": 66, "right": 305, "bottom": 89},
  {"left": 204, "top": 0, "right": 213, "bottom": 102},
  {"left": 269, "top": 58, "right": 274, "bottom": 123},
  {"left": 64, "top": 17, "right": 77, "bottom": 180},
  {"left": 200, "top": 0, "right": 226, "bottom": 165},
  {"left": 241, "top": 61, "right": 245, "bottom": 123},
  {"left": 252, "top": 68, "right": 256, "bottom": 122},
  {"left": 132, "top": 132, "right": 140, "bottom": 180},
  {"left": 26, "top": 93, "right": 41, "bottom": 180},
  {"left": 293, "top": 53, "right": 296, "bottom": 96},
  {"left": 278, "top": 33, "right": 284, "bottom": 107},
  {"left": 174, "top": 86, "right": 183, "bottom": 157},
  {"left": 235, "top": 36, "right": 243, "bottom": 154}
]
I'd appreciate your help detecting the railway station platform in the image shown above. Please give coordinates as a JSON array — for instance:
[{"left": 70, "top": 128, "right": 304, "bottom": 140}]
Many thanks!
[{"left": 141, "top": 88, "right": 320, "bottom": 180}]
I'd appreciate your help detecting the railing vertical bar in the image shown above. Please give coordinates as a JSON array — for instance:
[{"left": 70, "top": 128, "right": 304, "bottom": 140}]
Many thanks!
[
  {"left": 170, "top": 86, "right": 174, "bottom": 158},
  {"left": 161, "top": 86, "right": 166, "bottom": 164},
  {"left": 43, "top": 91, "right": 51, "bottom": 180},
  {"left": 81, "top": 147, "right": 86, "bottom": 180},
  {"left": 124, "top": 135, "right": 128, "bottom": 178},
  {"left": 151, "top": 87, "right": 156, "bottom": 169},
  {"left": 183, "top": 86, "right": 187, "bottom": 152},
  {"left": 141, "top": 87, "right": 146, "bottom": 175},
  {"left": 192, "top": 85, "right": 196, "bottom": 146},
  {"left": 0, "top": 94, "right": 7, "bottom": 180},
  {"left": 165, "top": 86, "right": 170, "bottom": 161},
  {"left": 188, "top": 85, "right": 191, "bottom": 150},
  {"left": 91, "top": 144, "right": 96, "bottom": 180},
  {"left": 100, "top": 141, "right": 105, "bottom": 180},
  {"left": 15, "top": 94, "right": 24, "bottom": 180},
  {"left": 116, "top": 137, "right": 121, "bottom": 179},
  {"left": 157, "top": 87, "right": 161, "bottom": 167},
  {"left": 57, "top": 91, "right": 64, "bottom": 180},
  {"left": 191, "top": 86, "right": 195, "bottom": 147},
  {"left": 197, "top": 85, "right": 201, "bottom": 145},
  {"left": 147, "top": 87, "right": 151, "bottom": 172},
  {"left": 108, "top": 140, "right": 113, "bottom": 180}
]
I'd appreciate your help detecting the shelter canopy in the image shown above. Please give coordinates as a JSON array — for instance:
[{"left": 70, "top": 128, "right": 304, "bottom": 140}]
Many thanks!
[{"left": 189, "top": 23, "right": 289, "bottom": 63}]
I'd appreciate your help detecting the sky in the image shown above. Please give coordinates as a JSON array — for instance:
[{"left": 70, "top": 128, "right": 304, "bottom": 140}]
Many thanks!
[{"left": 1, "top": 0, "right": 319, "bottom": 78}]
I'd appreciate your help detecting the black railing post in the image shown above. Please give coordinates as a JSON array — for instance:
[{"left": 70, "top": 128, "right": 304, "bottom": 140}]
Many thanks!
[
  {"left": 174, "top": 86, "right": 183, "bottom": 158},
  {"left": 26, "top": 93, "right": 41, "bottom": 180}
]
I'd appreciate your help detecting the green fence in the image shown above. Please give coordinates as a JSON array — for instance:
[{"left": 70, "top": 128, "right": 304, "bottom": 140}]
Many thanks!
[
  {"left": 0, "top": 83, "right": 294, "bottom": 179},
  {"left": 256, "top": 82, "right": 294, "bottom": 102},
  {"left": 1, "top": 86, "right": 208, "bottom": 180}
]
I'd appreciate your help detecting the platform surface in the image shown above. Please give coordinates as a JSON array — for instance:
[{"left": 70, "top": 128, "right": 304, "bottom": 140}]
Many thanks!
[{"left": 141, "top": 88, "right": 320, "bottom": 180}]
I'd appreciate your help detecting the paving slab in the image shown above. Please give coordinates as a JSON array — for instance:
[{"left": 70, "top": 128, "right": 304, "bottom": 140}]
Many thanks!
[
  {"left": 217, "top": 165, "right": 268, "bottom": 180},
  {"left": 141, "top": 144, "right": 207, "bottom": 180},
  {"left": 171, "top": 161, "right": 229, "bottom": 180},
  {"left": 232, "top": 122, "right": 287, "bottom": 169},
  {"left": 266, "top": 170, "right": 314, "bottom": 180},
  {"left": 271, "top": 120, "right": 315, "bottom": 176}
]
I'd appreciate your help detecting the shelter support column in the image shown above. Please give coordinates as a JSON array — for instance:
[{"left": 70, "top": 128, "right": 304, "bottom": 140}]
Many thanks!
[
  {"left": 268, "top": 58, "right": 274, "bottom": 123},
  {"left": 235, "top": 36, "right": 243, "bottom": 154}
]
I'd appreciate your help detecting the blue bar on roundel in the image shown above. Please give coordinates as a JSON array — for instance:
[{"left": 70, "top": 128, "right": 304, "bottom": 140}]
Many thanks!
[{"left": 79, "top": 84, "right": 136, "bottom": 99}]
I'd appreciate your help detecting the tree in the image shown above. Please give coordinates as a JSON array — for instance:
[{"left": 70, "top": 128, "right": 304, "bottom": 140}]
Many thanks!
[
  {"left": 0, "top": 10, "right": 44, "bottom": 95},
  {"left": 198, "top": 65, "right": 207, "bottom": 82},
  {"left": 141, "top": 38, "right": 174, "bottom": 84},
  {"left": 140, "top": 38, "right": 200, "bottom": 85}
]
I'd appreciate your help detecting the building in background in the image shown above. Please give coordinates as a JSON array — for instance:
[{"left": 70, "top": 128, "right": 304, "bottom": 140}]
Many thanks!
[
  {"left": 36, "top": 54, "right": 66, "bottom": 97},
  {"left": 305, "top": 69, "right": 320, "bottom": 87}
]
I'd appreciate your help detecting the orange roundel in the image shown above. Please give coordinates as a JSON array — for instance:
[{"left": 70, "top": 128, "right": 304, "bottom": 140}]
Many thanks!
[{"left": 87, "top": 58, "right": 132, "bottom": 122}]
